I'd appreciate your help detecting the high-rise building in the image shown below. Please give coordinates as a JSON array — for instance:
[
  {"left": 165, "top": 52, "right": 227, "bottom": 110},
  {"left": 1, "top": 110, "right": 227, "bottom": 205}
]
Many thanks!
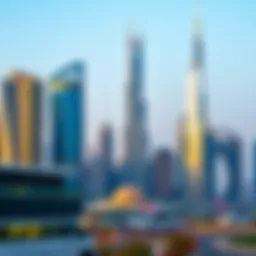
[
  {"left": 253, "top": 142, "right": 256, "bottom": 199},
  {"left": 124, "top": 35, "right": 147, "bottom": 185},
  {"left": 203, "top": 130, "right": 218, "bottom": 201},
  {"left": 51, "top": 61, "right": 85, "bottom": 166},
  {"left": 1, "top": 71, "right": 42, "bottom": 165},
  {"left": 204, "top": 131, "right": 242, "bottom": 204},
  {"left": 150, "top": 149, "right": 172, "bottom": 200},
  {"left": 99, "top": 124, "right": 114, "bottom": 195},
  {"left": 99, "top": 124, "right": 113, "bottom": 167},
  {"left": 183, "top": 19, "right": 207, "bottom": 194}
]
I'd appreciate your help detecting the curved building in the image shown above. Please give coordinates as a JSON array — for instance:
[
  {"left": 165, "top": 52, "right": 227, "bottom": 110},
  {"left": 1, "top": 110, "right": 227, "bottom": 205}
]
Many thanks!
[
  {"left": 51, "top": 61, "right": 85, "bottom": 167},
  {"left": 1, "top": 71, "right": 42, "bottom": 165},
  {"left": 182, "top": 18, "right": 208, "bottom": 195}
]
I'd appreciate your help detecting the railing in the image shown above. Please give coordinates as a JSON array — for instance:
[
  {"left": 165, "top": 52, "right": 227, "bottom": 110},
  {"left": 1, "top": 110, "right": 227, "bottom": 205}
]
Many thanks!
[{"left": 0, "top": 186, "right": 80, "bottom": 199}]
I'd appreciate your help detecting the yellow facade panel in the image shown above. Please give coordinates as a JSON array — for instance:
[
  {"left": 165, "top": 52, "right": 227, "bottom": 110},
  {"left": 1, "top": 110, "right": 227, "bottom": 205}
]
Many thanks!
[{"left": 17, "top": 80, "right": 33, "bottom": 164}]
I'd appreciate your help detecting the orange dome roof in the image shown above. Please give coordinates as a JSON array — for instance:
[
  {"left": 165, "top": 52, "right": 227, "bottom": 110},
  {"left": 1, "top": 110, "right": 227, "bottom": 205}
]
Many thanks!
[{"left": 111, "top": 186, "right": 143, "bottom": 208}]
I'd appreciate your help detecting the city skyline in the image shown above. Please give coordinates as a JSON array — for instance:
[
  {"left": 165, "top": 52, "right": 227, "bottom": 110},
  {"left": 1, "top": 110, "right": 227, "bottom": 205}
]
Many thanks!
[{"left": 0, "top": 1, "right": 255, "bottom": 179}]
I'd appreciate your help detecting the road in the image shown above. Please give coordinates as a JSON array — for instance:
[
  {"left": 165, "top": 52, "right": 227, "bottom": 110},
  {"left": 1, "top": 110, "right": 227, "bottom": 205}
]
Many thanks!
[
  {"left": 199, "top": 235, "right": 227, "bottom": 255},
  {"left": 183, "top": 225, "right": 256, "bottom": 255},
  {"left": 198, "top": 234, "right": 256, "bottom": 256}
]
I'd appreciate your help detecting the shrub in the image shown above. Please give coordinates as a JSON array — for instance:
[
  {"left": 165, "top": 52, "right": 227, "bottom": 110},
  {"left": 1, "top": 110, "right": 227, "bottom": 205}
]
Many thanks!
[
  {"left": 165, "top": 233, "right": 197, "bottom": 256},
  {"left": 117, "top": 241, "right": 151, "bottom": 256},
  {"left": 98, "top": 246, "right": 116, "bottom": 256}
]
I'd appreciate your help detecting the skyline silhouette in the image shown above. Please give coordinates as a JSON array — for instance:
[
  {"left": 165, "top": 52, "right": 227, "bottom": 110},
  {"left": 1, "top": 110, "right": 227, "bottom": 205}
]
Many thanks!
[{"left": 0, "top": 1, "right": 255, "bottom": 190}]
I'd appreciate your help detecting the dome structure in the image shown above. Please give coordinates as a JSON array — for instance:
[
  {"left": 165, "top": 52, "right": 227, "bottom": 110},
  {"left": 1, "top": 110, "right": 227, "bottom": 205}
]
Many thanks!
[{"left": 111, "top": 185, "right": 143, "bottom": 208}]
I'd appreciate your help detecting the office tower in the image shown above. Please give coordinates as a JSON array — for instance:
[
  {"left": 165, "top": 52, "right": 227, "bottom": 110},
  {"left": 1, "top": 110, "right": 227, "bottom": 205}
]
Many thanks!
[
  {"left": 99, "top": 124, "right": 114, "bottom": 195},
  {"left": 0, "top": 100, "right": 13, "bottom": 162},
  {"left": 86, "top": 156, "right": 105, "bottom": 200},
  {"left": 123, "top": 35, "right": 147, "bottom": 185},
  {"left": 1, "top": 71, "right": 42, "bottom": 165},
  {"left": 253, "top": 142, "right": 256, "bottom": 200},
  {"left": 51, "top": 61, "right": 85, "bottom": 167},
  {"left": 99, "top": 124, "right": 113, "bottom": 168},
  {"left": 151, "top": 149, "right": 172, "bottom": 200},
  {"left": 204, "top": 131, "right": 242, "bottom": 204},
  {"left": 203, "top": 131, "right": 218, "bottom": 201},
  {"left": 176, "top": 115, "right": 187, "bottom": 164},
  {"left": 220, "top": 134, "right": 241, "bottom": 204},
  {"left": 183, "top": 19, "right": 207, "bottom": 193}
]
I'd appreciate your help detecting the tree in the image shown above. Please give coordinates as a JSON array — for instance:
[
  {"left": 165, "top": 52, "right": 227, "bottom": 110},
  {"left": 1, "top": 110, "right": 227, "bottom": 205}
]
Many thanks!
[
  {"left": 165, "top": 233, "right": 197, "bottom": 256},
  {"left": 118, "top": 241, "right": 151, "bottom": 256}
]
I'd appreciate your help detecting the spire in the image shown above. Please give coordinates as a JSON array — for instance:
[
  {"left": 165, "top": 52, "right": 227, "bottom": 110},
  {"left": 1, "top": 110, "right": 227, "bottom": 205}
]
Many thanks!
[
  {"left": 191, "top": 17, "right": 204, "bottom": 69},
  {"left": 192, "top": 18, "right": 202, "bottom": 38}
]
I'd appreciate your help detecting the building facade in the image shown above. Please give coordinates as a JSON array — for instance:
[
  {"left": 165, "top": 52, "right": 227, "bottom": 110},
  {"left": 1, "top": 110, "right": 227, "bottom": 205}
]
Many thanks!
[
  {"left": 99, "top": 124, "right": 114, "bottom": 195},
  {"left": 182, "top": 19, "right": 208, "bottom": 196},
  {"left": 253, "top": 142, "right": 256, "bottom": 200},
  {"left": 146, "top": 149, "right": 172, "bottom": 200},
  {"left": 204, "top": 131, "right": 242, "bottom": 204},
  {"left": 153, "top": 149, "right": 172, "bottom": 200},
  {"left": 124, "top": 35, "right": 147, "bottom": 186},
  {"left": 51, "top": 61, "right": 85, "bottom": 167},
  {"left": 1, "top": 72, "right": 42, "bottom": 165}
]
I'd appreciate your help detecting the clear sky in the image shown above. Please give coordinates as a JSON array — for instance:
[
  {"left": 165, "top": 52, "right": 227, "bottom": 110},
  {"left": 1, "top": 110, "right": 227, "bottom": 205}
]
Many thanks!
[{"left": 0, "top": 0, "right": 256, "bottom": 180}]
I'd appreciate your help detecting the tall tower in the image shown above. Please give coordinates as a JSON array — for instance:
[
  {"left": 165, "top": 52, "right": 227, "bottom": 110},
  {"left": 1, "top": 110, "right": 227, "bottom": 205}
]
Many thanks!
[
  {"left": 152, "top": 149, "right": 172, "bottom": 200},
  {"left": 1, "top": 71, "right": 42, "bottom": 166},
  {"left": 99, "top": 124, "right": 113, "bottom": 167},
  {"left": 184, "top": 18, "right": 207, "bottom": 193},
  {"left": 124, "top": 35, "right": 147, "bottom": 169},
  {"left": 51, "top": 61, "right": 85, "bottom": 167},
  {"left": 99, "top": 124, "right": 114, "bottom": 195}
]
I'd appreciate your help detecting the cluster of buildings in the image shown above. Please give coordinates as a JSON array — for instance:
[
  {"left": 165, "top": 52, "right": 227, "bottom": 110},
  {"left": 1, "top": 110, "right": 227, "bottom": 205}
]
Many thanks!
[
  {"left": 86, "top": 18, "right": 244, "bottom": 208},
  {"left": 0, "top": 18, "right": 248, "bottom": 209},
  {"left": 0, "top": 62, "right": 85, "bottom": 167}
]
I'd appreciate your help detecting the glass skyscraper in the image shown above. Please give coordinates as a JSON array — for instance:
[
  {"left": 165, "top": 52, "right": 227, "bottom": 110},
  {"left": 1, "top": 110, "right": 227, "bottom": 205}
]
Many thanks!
[
  {"left": 51, "top": 61, "right": 85, "bottom": 166},
  {"left": 124, "top": 35, "right": 147, "bottom": 187},
  {"left": 182, "top": 19, "right": 207, "bottom": 197},
  {"left": 203, "top": 131, "right": 241, "bottom": 204}
]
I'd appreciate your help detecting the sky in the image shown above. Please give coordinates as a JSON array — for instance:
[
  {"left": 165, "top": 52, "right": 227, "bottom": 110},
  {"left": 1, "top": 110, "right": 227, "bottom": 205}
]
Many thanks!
[{"left": 0, "top": 0, "right": 256, "bottom": 186}]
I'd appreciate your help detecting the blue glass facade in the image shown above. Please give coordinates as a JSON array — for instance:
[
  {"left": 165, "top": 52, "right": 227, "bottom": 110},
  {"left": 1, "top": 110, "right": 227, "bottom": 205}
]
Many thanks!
[
  {"left": 51, "top": 61, "right": 85, "bottom": 166},
  {"left": 223, "top": 139, "right": 241, "bottom": 203},
  {"left": 203, "top": 131, "right": 241, "bottom": 204},
  {"left": 203, "top": 132, "right": 217, "bottom": 201},
  {"left": 253, "top": 142, "right": 256, "bottom": 199}
]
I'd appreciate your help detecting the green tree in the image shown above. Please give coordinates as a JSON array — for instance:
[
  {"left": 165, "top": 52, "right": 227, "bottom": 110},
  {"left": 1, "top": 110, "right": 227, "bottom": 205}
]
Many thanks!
[{"left": 119, "top": 241, "right": 151, "bottom": 256}]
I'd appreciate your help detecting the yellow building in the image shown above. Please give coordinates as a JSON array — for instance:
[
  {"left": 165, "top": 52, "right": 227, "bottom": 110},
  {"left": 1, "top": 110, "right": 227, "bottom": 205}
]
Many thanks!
[
  {"left": 185, "top": 122, "right": 205, "bottom": 188},
  {"left": 180, "top": 18, "right": 207, "bottom": 191},
  {"left": 1, "top": 72, "right": 42, "bottom": 165},
  {"left": 0, "top": 102, "right": 13, "bottom": 163}
]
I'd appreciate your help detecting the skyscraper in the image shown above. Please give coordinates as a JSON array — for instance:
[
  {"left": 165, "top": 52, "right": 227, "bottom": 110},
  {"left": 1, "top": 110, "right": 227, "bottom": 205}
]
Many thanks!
[
  {"left": 1, "top": 71, "right": 42, "bottom": 165},
  {"left": 151, "top": 148, "right": 172, "bottom": 200},
  {"left": 183, "top": 19, "right": 207, "bottom": 193},
  {"left": 253, "top": 142, "right": 256, "bottom": 199},
  {"left": 124, "top": 35, "right": 147, "bottom": 185},
  {"left": 99, "top": 124, "right": 113, "bottom": 167},
  {"left": 204, "top": 131, "right": 242, "bottom": 204},
  {"left": 51, "top": 61, "right": 85, "bottom": 167},
  {"left": 99, "top": 124, "right": 114, "bottom": 195}
]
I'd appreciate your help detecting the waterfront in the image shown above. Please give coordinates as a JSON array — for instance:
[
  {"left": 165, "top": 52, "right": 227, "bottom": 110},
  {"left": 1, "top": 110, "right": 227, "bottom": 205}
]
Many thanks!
[
  {"left": 0, "top": 236, "right": 94, "bottom": 256},
  {"left": 0, "top": 233, "right": 253, "bottom": 256}
]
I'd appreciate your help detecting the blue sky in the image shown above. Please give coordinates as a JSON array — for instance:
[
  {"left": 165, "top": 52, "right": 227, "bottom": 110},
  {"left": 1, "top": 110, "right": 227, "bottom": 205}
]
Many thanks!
[{"left": 0, "top": 0, "right": 256, "bottom": 176}]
